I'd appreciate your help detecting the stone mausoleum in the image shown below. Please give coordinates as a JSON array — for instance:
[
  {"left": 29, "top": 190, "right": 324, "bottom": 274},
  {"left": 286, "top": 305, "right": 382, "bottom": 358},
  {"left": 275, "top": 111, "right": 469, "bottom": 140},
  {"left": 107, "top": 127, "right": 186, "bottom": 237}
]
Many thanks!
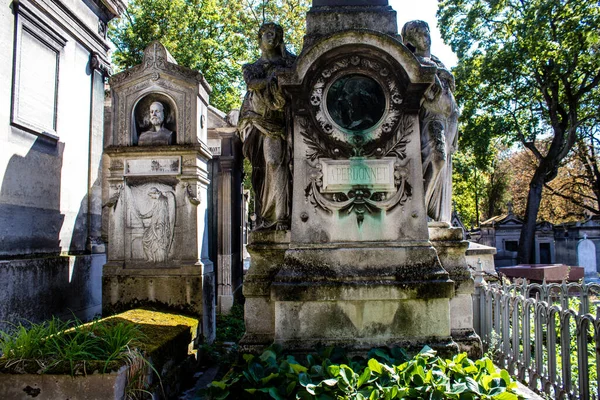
[
  {"left": 241, "top": 0, "right": 480, "bottom": 356},
  {"left": 0, "top": 0, "right": 124, "bottom": 330},
  {"left": 101, "top": 41, "right": 218, "bottom": 340}
]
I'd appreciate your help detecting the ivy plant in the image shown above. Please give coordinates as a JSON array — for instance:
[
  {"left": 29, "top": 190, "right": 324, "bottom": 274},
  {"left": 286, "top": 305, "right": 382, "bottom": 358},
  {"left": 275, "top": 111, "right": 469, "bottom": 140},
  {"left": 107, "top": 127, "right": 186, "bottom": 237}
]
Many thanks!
[{"left": 202, "top": 345, "right": 522, "bottom": 399}]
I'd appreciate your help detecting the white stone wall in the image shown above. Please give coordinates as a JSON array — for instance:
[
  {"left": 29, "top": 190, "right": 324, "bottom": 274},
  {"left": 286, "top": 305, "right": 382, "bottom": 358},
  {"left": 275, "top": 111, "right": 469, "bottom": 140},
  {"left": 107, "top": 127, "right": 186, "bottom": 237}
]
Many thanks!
[{"left": 0, "top": 0, "right": 117, "bottom": 326}]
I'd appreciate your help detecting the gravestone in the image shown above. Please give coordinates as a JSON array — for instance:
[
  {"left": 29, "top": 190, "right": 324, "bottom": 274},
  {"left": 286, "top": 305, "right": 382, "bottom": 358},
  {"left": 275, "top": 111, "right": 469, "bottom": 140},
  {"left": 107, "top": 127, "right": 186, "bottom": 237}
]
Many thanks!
[
  {"left": 103, "top": 42, "right": 215, "bottom": 341},
  {"left": 241, "top": 0, "right": 480, "bottom": 356},
  {"left": 578, "top": 235, "right": 598, "bottom": 280}
]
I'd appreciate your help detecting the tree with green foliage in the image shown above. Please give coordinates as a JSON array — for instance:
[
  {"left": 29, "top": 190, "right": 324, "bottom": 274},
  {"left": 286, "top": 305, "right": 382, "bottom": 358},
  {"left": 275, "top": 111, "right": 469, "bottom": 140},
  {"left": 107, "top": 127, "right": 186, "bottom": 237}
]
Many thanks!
[
  {"left": 452, "top": 150, "right": 485, "bottom": 228},
  {"left": 108, "top": 0, "right": 309, "bottom": 112},
  {"left": 439, "top": 0, "right": 600, "bottom": 263}
]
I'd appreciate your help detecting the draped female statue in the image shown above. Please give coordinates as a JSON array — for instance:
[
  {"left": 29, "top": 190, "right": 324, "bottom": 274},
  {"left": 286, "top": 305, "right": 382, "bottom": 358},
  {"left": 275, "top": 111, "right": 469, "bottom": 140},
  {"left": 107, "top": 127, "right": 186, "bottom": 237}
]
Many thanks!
[
  {"left": 402, "top": 20, "right": 459, "bottom": 223},
  {"left": 238, "top": 22, "right": 296, "bottom": 230}
]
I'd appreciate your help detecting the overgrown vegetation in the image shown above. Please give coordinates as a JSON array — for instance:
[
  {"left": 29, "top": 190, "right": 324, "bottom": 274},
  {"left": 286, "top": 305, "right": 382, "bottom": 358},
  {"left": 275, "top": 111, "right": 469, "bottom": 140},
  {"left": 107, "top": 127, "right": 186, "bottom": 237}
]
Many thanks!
[
  {"left": 216, "top": 304, "right": 245, "bottom": 343},
  {"left": 202, "top": 344, "right": 523, "bottom": 399},
  {"left": 200, "top": 303, "right": 246, "bottom": 369},
  {"left": 0, "top": 316, "right": 144, "bottom": 375}
]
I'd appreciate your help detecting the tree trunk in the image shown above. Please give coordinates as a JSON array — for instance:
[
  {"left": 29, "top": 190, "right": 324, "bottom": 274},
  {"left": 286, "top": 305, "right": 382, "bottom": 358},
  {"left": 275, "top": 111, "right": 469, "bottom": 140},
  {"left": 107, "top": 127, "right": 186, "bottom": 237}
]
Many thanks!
[{"left": 517, "top": 171, "right": 545, "bottom": 264}]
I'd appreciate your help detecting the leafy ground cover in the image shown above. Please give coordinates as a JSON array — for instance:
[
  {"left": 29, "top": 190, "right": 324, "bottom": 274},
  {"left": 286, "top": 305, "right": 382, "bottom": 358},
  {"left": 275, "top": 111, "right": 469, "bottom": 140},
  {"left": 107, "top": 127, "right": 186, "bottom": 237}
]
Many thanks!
[{"left": 202, "top": 344, "right": 523, "bottom": 400}]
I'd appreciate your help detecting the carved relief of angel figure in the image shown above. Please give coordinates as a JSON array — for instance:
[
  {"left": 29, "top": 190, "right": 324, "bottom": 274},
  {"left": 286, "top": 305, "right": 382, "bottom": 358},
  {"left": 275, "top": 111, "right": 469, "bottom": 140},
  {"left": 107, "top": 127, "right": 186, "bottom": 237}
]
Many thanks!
[
  {"left": 402, "top": 20, "right": 459, "bottom": 223},
  {"left": 238, "top": 22, "right": 296, "bottom": 231},
  {"left": 135, "top": 187, "right": 176, "bottom": 262}
]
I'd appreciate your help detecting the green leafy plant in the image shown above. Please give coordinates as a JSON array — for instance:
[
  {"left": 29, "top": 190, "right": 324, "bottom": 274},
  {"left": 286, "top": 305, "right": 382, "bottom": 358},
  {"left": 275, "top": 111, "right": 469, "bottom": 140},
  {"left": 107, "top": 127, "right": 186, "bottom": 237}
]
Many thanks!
[
  {"left": 216, "top": 304, "right": 245, "bottom": 343},
  {"left": 202, "top": 345, "right": 522, "bottom": 399}
]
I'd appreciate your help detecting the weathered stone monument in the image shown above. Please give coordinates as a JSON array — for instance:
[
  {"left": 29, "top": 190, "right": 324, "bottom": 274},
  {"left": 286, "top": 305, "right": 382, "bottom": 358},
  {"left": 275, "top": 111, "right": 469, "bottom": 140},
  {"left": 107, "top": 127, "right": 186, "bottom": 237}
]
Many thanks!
[
  {"left": 578, "top": 234, "right": 598, "bottom": 280},
  {"left": 103, "top": 42, "right": 215, "bottom": 340},
  {"left": 241, "top": 0, "right": 480, "bottom": 356}
]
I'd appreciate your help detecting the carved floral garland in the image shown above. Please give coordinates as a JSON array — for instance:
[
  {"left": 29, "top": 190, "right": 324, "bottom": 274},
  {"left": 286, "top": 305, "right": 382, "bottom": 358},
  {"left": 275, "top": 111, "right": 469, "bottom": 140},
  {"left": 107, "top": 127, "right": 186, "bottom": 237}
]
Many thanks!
[
  {"left": 309, "top": 55, "right": 404, "bottom": 144},
  {"left": 302, "top": 113, "right": 414, "bottom": 226}
]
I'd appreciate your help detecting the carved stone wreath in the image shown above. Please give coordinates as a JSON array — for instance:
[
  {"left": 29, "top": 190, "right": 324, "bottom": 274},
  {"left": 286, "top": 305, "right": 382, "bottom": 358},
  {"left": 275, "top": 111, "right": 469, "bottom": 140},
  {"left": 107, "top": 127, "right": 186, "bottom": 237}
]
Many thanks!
[
  {"left": 309, "top": 55, "right": 404, "bottom": 147},
  {"left": 302, "top": 113, "right": 414, "bottom": 226},
  {"left": 301, "top": 54, "right": 415, "bottom": 226}
]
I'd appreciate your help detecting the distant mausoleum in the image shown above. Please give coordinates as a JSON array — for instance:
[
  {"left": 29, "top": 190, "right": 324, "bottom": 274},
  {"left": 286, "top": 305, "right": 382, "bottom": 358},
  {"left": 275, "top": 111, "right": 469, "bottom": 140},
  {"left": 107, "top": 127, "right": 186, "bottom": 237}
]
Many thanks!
[{"left": 472, "top": 206, "right": 555, "bottom": 268}]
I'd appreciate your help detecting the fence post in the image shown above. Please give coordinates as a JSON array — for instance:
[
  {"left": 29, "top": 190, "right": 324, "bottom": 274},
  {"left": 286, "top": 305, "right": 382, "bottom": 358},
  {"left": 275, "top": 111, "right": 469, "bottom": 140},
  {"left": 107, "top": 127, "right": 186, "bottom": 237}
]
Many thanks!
[{"left": 473, "top": 258, "right": 486, "bottom": 338}]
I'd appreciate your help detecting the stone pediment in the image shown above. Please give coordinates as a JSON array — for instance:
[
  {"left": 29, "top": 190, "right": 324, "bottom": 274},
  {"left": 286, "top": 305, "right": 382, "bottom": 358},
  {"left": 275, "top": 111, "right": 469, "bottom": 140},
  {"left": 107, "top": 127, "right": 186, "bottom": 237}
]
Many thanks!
[
  {"left": 282, "top": 31, "right": 436, "bottom": 107},
  {"left": 536, "top": 221, "right": 553, "bottom": 232},
  {"left": 110, "top": 42, "right": 211, "bottom": 92},
  {"left": 207, "top": 106, "right": 233, "bottom": 129},
  {"left": 107, "top": 41, "right": 211, "bottom": 147},
  {"left": 480, "top": 213, "right": 523, "bottom": 227}
]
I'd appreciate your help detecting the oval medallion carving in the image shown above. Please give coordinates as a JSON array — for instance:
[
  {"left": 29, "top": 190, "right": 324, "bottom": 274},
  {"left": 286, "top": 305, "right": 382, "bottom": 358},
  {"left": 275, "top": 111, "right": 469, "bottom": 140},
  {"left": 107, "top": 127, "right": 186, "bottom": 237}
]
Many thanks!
[{"left": 326, "top": 74, "right": 386, "bottom": 132}]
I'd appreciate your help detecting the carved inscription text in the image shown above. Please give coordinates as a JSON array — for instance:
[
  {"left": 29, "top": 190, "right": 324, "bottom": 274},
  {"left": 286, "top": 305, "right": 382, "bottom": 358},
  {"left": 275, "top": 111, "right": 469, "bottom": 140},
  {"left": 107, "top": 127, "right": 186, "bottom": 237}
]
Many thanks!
[{"left": 321, "top": 158, "right": 396, "bottom": 193}]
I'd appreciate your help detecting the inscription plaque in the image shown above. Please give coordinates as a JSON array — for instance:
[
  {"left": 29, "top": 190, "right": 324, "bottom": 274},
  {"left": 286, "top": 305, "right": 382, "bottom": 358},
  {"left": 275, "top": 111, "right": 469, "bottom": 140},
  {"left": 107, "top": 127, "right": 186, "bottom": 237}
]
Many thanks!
[
  {"left": 320, "top": 157, "right": 395, "bottom": 193},
  {"left": 207, "top": 138, "right": 222, "bottom": 156},
  {"left": 124, "top": 157, "right": 181, "bottom": 176}
]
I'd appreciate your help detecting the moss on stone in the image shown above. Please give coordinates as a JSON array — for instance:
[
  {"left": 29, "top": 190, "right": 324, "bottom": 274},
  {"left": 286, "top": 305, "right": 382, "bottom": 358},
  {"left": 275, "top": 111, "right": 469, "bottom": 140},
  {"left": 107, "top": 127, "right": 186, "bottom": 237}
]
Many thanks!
[{"left": 104, "top": 309, "right": 198, "bottom": 355}]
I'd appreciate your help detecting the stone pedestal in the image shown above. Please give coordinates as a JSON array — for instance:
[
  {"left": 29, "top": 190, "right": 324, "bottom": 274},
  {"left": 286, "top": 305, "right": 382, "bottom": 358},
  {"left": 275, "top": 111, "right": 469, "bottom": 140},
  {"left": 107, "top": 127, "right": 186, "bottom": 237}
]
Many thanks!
[
  {"left": 103, "top": 42, "right": 215, "bottom": 341},
  {"left": 430, "top": 223, "right": 482, "bottom": 358},
  {"left": 241, "top": 231, "right": 290, "bottom": 352}
]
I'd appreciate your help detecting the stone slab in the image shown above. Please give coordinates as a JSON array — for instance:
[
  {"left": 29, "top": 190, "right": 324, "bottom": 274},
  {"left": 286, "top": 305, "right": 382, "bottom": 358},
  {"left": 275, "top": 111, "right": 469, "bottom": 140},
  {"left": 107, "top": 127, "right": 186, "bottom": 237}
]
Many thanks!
[
  {"left": 0, "top": 366, "right": 128, "bottom": 400},
  {"left": 320, "top": 157, "right": 396, "bottom": 193},
  {"left": 499, "top": 264, "right": 584, "bottom": 282},
  {"left": 0, "top": 255, "right": 103, "bottom": 332},
  {"left": 124, "top": 156, "right": 181, "bottom": 176}
]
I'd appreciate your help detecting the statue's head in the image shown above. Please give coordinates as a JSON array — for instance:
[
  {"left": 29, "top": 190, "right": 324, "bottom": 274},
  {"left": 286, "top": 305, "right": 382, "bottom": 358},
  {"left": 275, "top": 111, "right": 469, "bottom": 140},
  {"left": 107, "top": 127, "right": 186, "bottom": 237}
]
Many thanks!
[
  {"left": 149, "top": 102, "right": 165, "bottom": 127},
  {"left": 148, "top": 187, "right": 162, "bottom": 199},
  {"left": 258, "top": 22, "right": 284, "bottom": 53},
  {"left": 401, "top": 20, "right": 431, "bottom": 58}
]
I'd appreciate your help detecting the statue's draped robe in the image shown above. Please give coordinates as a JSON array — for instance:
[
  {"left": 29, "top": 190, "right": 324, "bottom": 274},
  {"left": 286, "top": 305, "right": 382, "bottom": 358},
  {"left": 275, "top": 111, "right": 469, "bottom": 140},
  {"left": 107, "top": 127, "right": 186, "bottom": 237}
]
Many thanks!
[
  {"left": 420, "top": 59, "right": 459, "bottom": 222},
  {"left": 141, "top": 194, "right": 172, "bottom": 262},
  {"left": 239, "top": 55, "right": 294, "bottom": 229}
]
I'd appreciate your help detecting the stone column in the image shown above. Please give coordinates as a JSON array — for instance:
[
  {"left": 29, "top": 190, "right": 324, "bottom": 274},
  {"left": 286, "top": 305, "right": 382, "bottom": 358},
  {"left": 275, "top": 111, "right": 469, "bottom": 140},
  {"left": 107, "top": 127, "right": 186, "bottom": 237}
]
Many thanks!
[
  {"left": 217, "top": 157, "right": 234, "bottom": 313},
  {"left": 209, "top": 126, "right": 243, "bottom": 314},
  {"left": 88, "top": 64, "right": 108, "bottom": 254}
]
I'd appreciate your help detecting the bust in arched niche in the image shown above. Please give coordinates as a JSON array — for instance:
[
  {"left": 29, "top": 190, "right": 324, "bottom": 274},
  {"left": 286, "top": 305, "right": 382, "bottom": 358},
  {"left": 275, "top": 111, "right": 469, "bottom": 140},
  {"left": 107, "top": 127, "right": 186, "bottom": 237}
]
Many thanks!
[{"left": 138, "top": 101, "right": 175, "bottom": 146}]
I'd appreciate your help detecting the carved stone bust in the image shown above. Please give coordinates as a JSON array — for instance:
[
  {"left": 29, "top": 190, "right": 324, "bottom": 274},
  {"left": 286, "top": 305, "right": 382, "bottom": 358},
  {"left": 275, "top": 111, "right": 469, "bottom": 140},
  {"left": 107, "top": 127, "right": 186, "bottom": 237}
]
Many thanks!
[{"left": 138, "top": 101, "right": 174, "bottom": 146}]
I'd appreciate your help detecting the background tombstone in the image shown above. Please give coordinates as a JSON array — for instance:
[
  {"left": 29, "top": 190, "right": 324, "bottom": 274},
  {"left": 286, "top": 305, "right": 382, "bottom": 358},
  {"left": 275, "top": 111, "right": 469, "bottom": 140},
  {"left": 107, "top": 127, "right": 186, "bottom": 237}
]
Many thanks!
[
  {"left": 103, "top": 41, "right": 215, "bottom": 341},
  {"left": 241, "top": 0, "right": 479, "bottom": 356},
  {"left": 578, "top": 234, "right": 598, "bottom": 280}
]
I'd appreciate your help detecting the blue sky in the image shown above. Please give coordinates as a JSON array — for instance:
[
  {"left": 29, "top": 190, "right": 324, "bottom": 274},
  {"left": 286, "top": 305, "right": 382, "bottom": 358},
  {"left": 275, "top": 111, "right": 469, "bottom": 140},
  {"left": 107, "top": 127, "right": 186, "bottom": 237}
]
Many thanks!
[{"left": 389, "top": 0, "right": 458, "bottom": 68}]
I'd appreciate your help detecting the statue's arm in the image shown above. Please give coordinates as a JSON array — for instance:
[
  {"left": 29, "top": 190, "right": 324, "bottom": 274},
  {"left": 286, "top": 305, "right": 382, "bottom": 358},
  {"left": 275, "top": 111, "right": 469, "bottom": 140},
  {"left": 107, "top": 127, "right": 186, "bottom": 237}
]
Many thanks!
[{"left": 243, "top": 63, "right": 270, "bottom": 91}]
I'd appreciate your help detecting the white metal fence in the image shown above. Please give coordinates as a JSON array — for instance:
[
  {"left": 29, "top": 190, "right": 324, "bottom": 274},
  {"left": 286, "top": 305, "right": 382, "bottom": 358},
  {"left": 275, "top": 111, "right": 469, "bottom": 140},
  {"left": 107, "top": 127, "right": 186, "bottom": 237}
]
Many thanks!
[{"left": 474, "top": 276, "right": 600, "bottom": 400}]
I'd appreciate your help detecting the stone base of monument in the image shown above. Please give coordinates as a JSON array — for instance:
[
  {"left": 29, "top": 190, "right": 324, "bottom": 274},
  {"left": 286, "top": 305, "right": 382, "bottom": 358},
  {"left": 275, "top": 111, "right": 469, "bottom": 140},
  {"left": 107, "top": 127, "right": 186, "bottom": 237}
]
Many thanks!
[
  {"left": 274, "top": 245, "right": 454, "bottom": 354},
  {"left": 242, "top": 231, "right": 466, "bottom": 356},
  {"left": 429, "top": 224, "right": 482, "bottom": 358},
  {"left": 102, "top": 263, "right": 215, "bottom": 342},
  {"left": 240, "top": 231, "right": 290, "bottom": 353}
]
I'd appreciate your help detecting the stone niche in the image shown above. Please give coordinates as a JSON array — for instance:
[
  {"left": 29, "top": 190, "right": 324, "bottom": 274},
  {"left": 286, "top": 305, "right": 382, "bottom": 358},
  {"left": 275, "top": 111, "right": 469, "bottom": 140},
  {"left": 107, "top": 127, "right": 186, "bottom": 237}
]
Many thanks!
[
  {"left": 243, "top": 0, "right": 479, "bottom": 356},
  {"left": 103, "top": 41, "right": 215, "bottom": 341}
]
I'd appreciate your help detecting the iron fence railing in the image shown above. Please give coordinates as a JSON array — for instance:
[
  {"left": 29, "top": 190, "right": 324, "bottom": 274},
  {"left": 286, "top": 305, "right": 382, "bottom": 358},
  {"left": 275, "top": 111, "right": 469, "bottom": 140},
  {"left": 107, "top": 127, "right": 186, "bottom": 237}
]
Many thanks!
[{"left": 474, "top": 270, "right": 600, "bottom": 400}]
